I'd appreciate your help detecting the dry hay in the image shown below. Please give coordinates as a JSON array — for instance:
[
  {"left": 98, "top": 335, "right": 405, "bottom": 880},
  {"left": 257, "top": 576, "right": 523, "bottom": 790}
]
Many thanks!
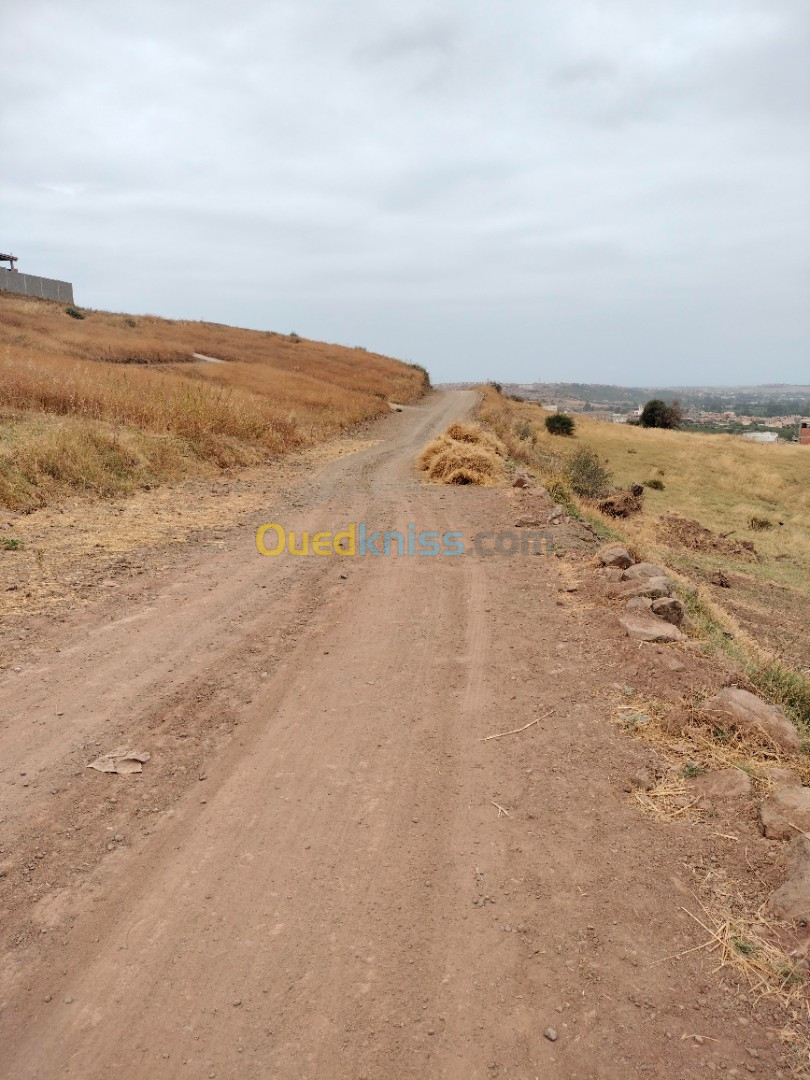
[
  {"left": 417, "top": 434, "right": 456, "bottom": 471},
  {"left": 614, "top": 695, "right": 810, "bottom": 788},
  {"left": 633, "top": 778, "right": 708, "bottom": 822},
  {"left": 418, "top": 422, "right": 507, "bottom": 487},
  {"left": 444, "top": 421, "right": 506, "bottom": 455},
  {"left": 676, "top": 872, "right": 810, "bottom": 1072},
  {"left": 661, "top": 873, "right": 810, "bottom": 1060},
  {"left": 617, "top": 694, "right": 810, "bottom": 1067},
  {"left": 657, "top": 513, "right": 758, "bottom": 561},
  {"left": 427, "top": 444, "right": 504, "bottom": 486}
]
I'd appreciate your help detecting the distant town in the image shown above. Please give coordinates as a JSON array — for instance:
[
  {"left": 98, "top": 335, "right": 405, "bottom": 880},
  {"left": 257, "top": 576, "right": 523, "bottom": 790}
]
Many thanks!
[{"left": 440, "top": 381, "right": 810, "bottom": 443}]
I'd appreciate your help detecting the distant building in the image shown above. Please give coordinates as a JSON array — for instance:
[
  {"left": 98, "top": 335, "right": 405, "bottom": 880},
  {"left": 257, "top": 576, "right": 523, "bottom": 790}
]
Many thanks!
[
  {"left": 742, "top": 431, "right": 779, "bottom": 443},
  {"left": 800, "top": 420, "right": 810, "bottom": 446}
]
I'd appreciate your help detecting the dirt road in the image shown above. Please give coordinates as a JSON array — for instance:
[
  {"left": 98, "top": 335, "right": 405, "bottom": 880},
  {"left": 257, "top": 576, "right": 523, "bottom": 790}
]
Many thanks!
[{"left": 0, "top": 392, "right": 789, "bottom": 1077}]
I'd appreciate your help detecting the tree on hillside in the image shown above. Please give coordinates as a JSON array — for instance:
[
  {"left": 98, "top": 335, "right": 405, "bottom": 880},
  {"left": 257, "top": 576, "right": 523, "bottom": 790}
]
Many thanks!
[
  {"left": 545, "top": 413, "right": 575, "bottom": 436},
  {"left": 639, "top": 399, "right": 683, "bottom": 429}
]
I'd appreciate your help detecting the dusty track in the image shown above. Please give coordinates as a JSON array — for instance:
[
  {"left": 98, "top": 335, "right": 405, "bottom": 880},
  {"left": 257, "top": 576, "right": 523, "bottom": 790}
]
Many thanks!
[{"left": 0, "top": 392, "right": 789, "bottom": 1077}]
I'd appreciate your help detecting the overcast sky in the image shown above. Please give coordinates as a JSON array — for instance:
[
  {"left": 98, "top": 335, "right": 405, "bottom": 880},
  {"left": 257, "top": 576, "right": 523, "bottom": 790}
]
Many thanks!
[{"left": 3, "top": 0, "right": 808, "bottom": 385}]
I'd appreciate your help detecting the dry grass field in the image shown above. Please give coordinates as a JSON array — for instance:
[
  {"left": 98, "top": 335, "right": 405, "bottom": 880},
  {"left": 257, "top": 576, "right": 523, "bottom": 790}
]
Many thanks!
[
  {"left": 478, "top": 386, "right": 810, "bottom": 720},
  {"left": 0, "top": 293, "right": 429, "bottom": 509}
]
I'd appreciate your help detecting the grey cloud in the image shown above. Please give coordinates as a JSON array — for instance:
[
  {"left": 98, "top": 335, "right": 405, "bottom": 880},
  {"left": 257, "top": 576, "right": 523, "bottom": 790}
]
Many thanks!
[{"left": 1, "top": 0, "right": 807, "bottom": 384}]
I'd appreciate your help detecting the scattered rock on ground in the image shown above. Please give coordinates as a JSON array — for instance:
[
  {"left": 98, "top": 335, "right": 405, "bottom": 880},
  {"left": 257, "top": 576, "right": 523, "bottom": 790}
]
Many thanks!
[
  {"left": 543, "top": 1027, "right": 558, "bottom": 1042},
  {"left": 618, "top": 614, "right": 687, "bottom": 643},
  {"left": 512, "top": 474, "right": 531, "bottom": 488},
  {"left": 761, "top": 766, "right": 801, "bottom": 788},
  {"left": 622, "top": 562, "right": 669, "bottom": 582},
  {"left": 623, "top": 766, "right": 656, "bottom": 792},
  {"left": 700, "top": 687, "right": 800, "bottom": 754},
  {"left": 614, "top": 577, "right": 672, "bottom": 601},
  {"left": 651, "top": 596, "right": 688, "bottom": 626},
  {"left": 599, "top": 545, "right": 633, "bottom": 569},
  {"left": 760, "top": 785, "right": 810, "bottom": 840},
  {"left": 710, "top": 569, "right": 732, "bottom": 588},
  {"left": 626, "top": 597, "right": 654, "bottom": 614},
  {"left": 514, "top": 517, "right": 545, "bottom": 528},
  {"left": 767, "top": 836, "right": 810, "bottom": 920},
  {"left": 687, "top": 768, "right": 753, "bottom": 808}
]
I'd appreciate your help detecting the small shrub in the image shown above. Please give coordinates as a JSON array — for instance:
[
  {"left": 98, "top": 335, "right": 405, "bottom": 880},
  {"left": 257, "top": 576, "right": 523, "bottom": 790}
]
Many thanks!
[
  {"left": 645, "top": 478, "right": 665, "bottom": 490},
  {"left": 488, "top": 381, "right": 502, "bottom": 394},
  {"left": 123, "top": 317, "right": 137, "bottom": 328},
  {"left": 749, "top": 516, "right": 773, "bottom": 531},
  {"left": 547, "top": 476, "right": 572, "bottom": 504},
  {"left": 0, "top": 536, "right": 23, "bottom": 550},
  {"left": 65, "top": 306, "right": 85, "bottom": 320},
  {"left": 289, "top": 332, "right": 301, "bottom": 344},
  {"left": 566, "top": 446, "right": 612, "bottom": 498},
  {"left": 514, "top": 419, "right": 534, "bottom": 442},
  {"left": 545, "top": 413, "right": 575, "bottom": 437},
  {"left": 409, "top": 363, "right": 431, "bottom": 392}
]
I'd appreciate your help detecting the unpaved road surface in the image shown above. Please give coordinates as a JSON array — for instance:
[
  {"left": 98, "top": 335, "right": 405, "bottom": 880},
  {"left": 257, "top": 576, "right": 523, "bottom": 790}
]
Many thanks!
[{"left": 0, "top": 392, "right": 791, "bottom": 1077}]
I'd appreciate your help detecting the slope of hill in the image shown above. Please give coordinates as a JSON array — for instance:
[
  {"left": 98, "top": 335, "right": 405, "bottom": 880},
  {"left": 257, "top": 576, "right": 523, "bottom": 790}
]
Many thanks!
[
  {"left": 0, "top": 294, "right": 429, "bottom": 509},
  {"left": 478, "top": 386, "right": 810, "bottom": 717}
]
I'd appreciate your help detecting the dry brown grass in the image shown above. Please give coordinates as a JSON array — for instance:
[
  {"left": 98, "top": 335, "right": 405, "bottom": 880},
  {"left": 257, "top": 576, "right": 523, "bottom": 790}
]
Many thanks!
[
  {"left": 417, "top": 422, "right": 506, "bottom": 486},
  {"left": 614, "top": 694, "right": 810, "bottom": 786},
  {"left": 0, "top": 294, "right": 429, "bottom": 508},
  {"left": 614, "top": 693, "right": 810, "bottom": 1067},
  {"left": 476, "top": 386, "right": 810, "bottom": 728}
]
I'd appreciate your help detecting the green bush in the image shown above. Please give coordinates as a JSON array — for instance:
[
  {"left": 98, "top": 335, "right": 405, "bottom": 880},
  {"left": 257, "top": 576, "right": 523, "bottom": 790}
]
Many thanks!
[
  {"left": 65, "top": 306, "right": 85, "bottom": 320},
  {"left": 645, "top": 477, "right": 665, "bottom": 490},
  {"left": 566, "top": 446, "right": 612, "bottom": 497},
  {"left": 514, "top": 419, "right": 534, "bottom": 441},
  {"left": 545, "top": 413, "right": 575, "bottom": 437}
]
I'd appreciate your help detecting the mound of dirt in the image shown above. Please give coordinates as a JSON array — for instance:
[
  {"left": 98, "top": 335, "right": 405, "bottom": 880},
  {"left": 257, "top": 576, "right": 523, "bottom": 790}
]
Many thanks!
[
  {"left": 657, "top": 514, "right": 757, "bottom": 560},
  {"left": 597, "top": 490, "right": 643, "bottom": 518}
]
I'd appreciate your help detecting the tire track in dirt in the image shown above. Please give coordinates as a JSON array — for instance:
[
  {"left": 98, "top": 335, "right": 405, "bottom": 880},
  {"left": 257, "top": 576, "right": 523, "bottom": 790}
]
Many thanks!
[{"left": 0, "top": 391, "right": 791, "bottom": 1079}]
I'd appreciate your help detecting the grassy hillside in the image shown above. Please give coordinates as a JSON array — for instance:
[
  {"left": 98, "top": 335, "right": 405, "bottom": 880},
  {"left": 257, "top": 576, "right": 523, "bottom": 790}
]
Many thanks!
[
  {"left": 478, "top": 386, "right": 810, "bottom": 717},
  {"left": 574, "top": 418, "right": 810, "bottom": 588},
  {"left": 0, "top": 294, "right": 429, "bottom": 508}
]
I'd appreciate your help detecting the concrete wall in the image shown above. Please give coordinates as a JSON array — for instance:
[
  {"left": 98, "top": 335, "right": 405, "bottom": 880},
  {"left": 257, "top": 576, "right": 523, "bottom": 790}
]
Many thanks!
[{"left": 0, "top": 267, "right": 74, "bottom": 304}]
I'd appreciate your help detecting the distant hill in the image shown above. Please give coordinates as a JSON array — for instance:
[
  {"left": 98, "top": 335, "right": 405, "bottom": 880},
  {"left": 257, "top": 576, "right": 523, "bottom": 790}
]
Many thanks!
[{"left": 440, "top": 381, "right": 810, "bottom": 417}]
